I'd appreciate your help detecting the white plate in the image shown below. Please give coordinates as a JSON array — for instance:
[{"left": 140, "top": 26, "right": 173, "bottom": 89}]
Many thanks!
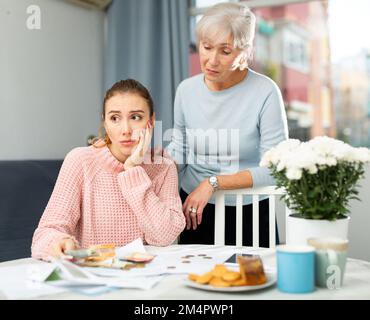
[{"left": 184, "top": 272, "right": 276, "bottom": 292}]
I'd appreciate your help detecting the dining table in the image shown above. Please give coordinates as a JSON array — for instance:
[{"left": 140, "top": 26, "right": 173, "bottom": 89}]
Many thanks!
[{"left": 0, "top": 244, "right": 370, "bottom": 300}]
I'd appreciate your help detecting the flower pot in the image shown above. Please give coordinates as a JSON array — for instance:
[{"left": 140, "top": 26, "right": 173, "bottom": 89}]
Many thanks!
[{"left": 286, "top": 214, "right": 350, "bottom": 245}]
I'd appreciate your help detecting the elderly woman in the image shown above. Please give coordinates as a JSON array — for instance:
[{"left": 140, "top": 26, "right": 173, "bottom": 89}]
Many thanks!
[{"left": 166, "top": 2, "right": 288, "bottom": 247}]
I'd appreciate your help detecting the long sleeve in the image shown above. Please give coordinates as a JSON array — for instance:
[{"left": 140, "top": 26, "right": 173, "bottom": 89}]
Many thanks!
[
  {"left": 248, "top": 83, "right": 289, "bottom": 187},
  {"left": 117, "top": 162, "right": 186, "bottom": 246},
  {"left": 31, "top": 149, "right": 82, "bottom": 261},
  {"left": 165, "top": 84, "right": 188, "bottom": 178}
]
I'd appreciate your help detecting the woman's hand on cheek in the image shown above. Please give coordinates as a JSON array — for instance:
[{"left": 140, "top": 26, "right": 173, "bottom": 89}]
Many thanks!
[
  {"left": 182, "top": 180, "right": 214, "bottom": 230},
  {"left": 124, "top": 122, "right": 153, "bottom": 170}
]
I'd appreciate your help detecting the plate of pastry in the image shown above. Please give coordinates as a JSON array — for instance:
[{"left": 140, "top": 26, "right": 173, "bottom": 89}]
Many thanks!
[{"left": 184, "top": 256, "right": 276, "bottom": 292}]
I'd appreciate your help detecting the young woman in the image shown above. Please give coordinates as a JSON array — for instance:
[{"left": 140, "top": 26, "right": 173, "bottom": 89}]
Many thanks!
[{"left": 32, "top": 79, "right": 185, "bottom": 261}]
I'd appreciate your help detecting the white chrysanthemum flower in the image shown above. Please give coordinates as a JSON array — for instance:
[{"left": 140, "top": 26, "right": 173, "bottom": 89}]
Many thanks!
[
  {"left": 309, "top": 136, "right": 345, "bottom": 159},
  {"left": 315, "top": 156, "right": 327, "bottom": 166},
  {"left": 308, "top": 165, "right": 318, "bottom": 174},
  {"left": 295, "top": 145, "right": 319, "bottom": 173},
  {"left": 332, "top": 144, "right": 352, "bottom": 161},
  {"left": 276, "top": 139, "right": 301, "bottom": 152},
  {"left": 286, "top": 167, "right": 302, "bottom": 180},
  {"left": 325, "top": 156, "right": 337, "bottom": 166},
  {"left": 276, "top": 161, "right": 286, "bottom": 172},
  {"left": 350, "top": 147, "right": 370, "bottom": 163},
  {"left": 259, "top": 157, "right": 269, "bottom": 167},
  {"left": 260, "top": 149, "right": 274, "bottom": 167},
  {"left": 260, "top": 147, "right": 285, "bottom": 167},
  {"left": 261, "top": 136, "right": 370, "bottom": 179}
]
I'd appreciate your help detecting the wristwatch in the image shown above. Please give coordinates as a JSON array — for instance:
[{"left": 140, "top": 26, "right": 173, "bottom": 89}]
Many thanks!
[{"left": 208, "top": 176, "right": 219, "bottom": 191}]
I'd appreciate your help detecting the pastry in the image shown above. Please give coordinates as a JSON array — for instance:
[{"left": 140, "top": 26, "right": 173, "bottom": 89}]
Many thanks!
[
  {"left": 209, "top": 277, "right": 231, "bottom": 287},
  {"left": 222, "top": 271, "right": 241, "bottom": 282},
  {"left": 196, "top": 271, "right": 213, "bottom": 284},
  {"left": 211, "top": 264, "right": 228, "bottom": 277}
]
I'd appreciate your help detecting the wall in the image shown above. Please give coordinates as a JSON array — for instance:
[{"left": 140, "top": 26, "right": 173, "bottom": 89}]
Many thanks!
[
  {"left": 0, "top": 0, "right": 105, "bottom": 160},
  {"left": 347, "top": 164, "right": 370, "bottom": 261}
]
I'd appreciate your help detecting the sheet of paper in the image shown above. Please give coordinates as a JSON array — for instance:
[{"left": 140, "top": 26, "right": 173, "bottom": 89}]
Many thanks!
[
  {"left": 45, "top": 258, "right": 163, "bottom": 290},
  {"left": 50, "top": 258, "right": 103, "bottom": 285},
  {"left": 103, "top": 276, "right": 164, "bottom": 290},
  {"left": 0, "top": 245, "right": 276, "bottom": 298},
  {"left": 83, "top": 265, "right": 168, "bottom": 278},
  {"left": 68, "top": 285, "right": 119, "bottom": 296},
  {"left": 115, "top": 238, "right": 146, "bottom": 259},
  {"left": 83, "top": 245, "right": 275, "bottom": 278},
  {"left": 0, "top": 263, "right": 67, "bottom": 300},
  {"left": 145, "top": 245, "right": 277, "bottom": 275}
]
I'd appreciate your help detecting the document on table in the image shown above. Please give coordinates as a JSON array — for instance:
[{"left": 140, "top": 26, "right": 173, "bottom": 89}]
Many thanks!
[
  {"left": 0, "top": 237, "right": 165, "bottom": 299},
  {"left": 0, "top": 263, "right": 67, "bottom": 300},
  {"left": 44, "top": 258, "right": 164, "bottom": 290},
  {"left": 148, "top": 245, "right": 276, "bottom": 274},
  {"left": 86, "top": 245, "right": 276, "bottom": 278},
  {"left": 115, "top": 238, "right": 146, "bottom": 258},
  {"left": 147, "top": 245, "right": 277, "bottom": 274},
  {"left": 0, "top": 240, "right": 277, "bottom": 299},
  {"left": 83, "top": 245, "right": 232, "bottom": 278}
]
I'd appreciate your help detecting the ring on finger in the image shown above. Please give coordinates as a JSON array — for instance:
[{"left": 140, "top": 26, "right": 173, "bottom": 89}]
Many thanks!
[{"left": 189, "top": 207, "right": 197, "bottom": 217}]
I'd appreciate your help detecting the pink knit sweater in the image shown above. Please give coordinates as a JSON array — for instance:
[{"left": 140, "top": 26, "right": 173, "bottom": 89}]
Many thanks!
[{"left": 31, "top": 145, "right": 186, "bottom": 261}]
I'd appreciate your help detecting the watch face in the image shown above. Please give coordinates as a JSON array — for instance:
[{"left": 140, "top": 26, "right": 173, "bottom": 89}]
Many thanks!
[{"left": 210, "top": 176, "right": 217, "bottom": 186}]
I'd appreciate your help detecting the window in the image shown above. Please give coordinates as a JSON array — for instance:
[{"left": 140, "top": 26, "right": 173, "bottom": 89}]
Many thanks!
[{"left": 283, "top": 27, "right": 309, "bottom": 73}]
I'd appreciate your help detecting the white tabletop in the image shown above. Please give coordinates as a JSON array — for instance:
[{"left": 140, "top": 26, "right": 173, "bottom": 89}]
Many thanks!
[{"left": 1, "top": 245, "right": 370, "bottom": 300}]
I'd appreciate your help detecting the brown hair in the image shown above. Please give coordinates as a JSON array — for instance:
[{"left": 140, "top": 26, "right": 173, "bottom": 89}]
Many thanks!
[{"left": 93, "top": 79, "right": 154, "bottom": 147}]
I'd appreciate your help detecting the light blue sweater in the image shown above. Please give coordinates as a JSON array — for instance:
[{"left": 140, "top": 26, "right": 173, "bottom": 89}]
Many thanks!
[{"left": 166, "top": 69, "right": 288, "bottom": 205}]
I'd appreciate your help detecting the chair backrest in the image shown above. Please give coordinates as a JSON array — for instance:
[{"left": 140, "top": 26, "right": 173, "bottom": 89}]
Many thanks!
[{"left": 214, "top": 186, "right": 287, "bottom": 248}]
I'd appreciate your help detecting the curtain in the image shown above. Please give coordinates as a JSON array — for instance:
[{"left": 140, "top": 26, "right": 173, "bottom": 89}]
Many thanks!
[{"left": 105, "top": 0, "right": 189, "bottom": 138}]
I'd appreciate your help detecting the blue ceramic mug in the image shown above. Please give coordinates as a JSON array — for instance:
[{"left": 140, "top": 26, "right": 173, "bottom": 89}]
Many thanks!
[{"left": 277, "top": 245, "right": 315, "bottom": 293}]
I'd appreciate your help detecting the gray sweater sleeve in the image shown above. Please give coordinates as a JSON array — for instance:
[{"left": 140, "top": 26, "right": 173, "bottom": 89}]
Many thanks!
[
  {"left": 165, "top": 85, "right": 188, "bottom": 175},
  {"left": 248, "top": 84, "right": 289, "bottom": 187}
]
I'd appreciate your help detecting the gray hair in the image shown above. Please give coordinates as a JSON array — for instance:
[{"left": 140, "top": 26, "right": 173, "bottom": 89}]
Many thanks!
[{"left": 196, "top": 2, "right": 256, "bottom": 59}]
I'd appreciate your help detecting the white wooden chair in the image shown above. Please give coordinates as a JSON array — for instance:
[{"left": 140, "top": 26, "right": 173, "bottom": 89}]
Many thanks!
[{"left": 214, "top": 186, "right": 287, "bottom": 248}]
